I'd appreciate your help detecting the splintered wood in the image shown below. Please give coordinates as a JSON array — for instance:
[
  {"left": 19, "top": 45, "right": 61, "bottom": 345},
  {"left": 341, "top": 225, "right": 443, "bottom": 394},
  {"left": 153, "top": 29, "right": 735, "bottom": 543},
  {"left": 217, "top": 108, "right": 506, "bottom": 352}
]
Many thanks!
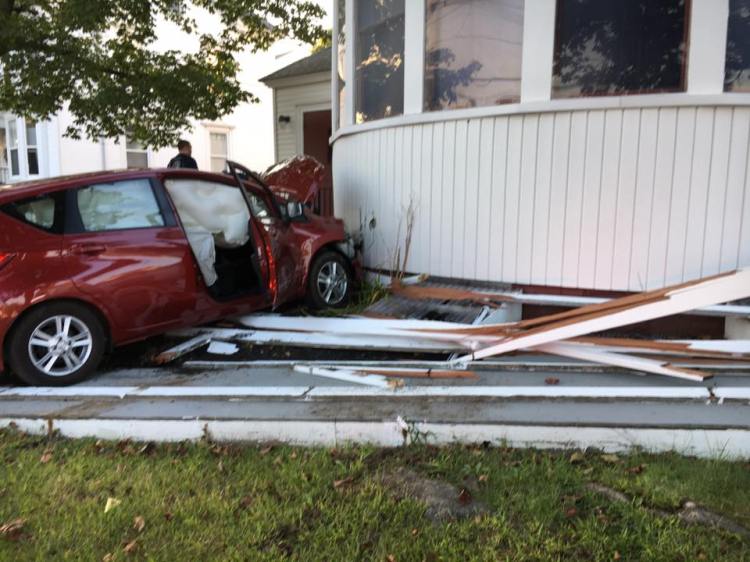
[{"left": 164, "top": 268, "right": 750, "bottom": 382}]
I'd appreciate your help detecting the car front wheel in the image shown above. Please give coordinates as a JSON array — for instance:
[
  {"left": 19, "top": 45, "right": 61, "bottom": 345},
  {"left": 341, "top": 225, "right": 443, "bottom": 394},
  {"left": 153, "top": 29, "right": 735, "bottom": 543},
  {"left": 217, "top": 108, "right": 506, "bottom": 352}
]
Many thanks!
[
  {"left": 306, "top": 251, "right": 353, "bottom": 309},
  {"left": 7, "top": 302, "right": 106, "bottom": 386}
]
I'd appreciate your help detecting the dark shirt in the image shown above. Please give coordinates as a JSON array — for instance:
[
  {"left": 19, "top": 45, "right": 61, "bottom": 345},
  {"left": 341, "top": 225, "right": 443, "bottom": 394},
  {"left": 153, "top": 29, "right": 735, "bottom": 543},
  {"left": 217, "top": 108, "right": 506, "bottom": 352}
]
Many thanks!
[{"left": 167, "top": 153, "right": 198, "bottom": 169}]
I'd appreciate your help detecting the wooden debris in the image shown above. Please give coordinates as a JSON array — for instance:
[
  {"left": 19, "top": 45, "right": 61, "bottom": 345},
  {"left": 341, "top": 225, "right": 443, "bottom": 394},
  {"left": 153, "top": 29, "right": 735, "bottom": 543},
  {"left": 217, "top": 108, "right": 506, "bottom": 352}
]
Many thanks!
[{"left": 153, "top": 335, "right": 211, "bottom": 364}]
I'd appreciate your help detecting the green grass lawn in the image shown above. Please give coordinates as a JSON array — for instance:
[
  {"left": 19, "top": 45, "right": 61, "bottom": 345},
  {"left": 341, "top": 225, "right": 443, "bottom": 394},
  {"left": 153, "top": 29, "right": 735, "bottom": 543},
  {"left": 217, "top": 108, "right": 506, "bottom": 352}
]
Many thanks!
[{"left": 1, "top": 428, "right": 748, "bottom": 561}]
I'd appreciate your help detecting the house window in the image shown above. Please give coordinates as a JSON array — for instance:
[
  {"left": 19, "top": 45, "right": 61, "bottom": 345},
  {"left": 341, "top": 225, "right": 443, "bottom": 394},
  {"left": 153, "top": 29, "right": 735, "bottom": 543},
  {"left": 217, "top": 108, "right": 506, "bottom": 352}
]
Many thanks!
[
  {"left": 424, "top": 0, "right": 524, "bottom": 111},
  {"left": 25, "top": 121, "right": 39, "bottom": 175},
  {"left": 552, "top": 0, "right": 689, "bottom": 98},
  {"left": 0, "top": 122, "right": 8, "bottom": 183},
  {"left": 355, "top": 0, "right": 405, "bottom": 123},
  {"left": 337, "top": 0, "right": 346, "bottom": 128},
  {"left": 125, "top": 135, "right": 149, "bottom": 168},
  {"left": 209, "top": 132, "right": 228, "bottom": 173},
  {"left": 725, "top": 0, "right": 750, "bottom": 92},
  {"left": 7, "top": 118, "right": 20, "bottom": 176}
]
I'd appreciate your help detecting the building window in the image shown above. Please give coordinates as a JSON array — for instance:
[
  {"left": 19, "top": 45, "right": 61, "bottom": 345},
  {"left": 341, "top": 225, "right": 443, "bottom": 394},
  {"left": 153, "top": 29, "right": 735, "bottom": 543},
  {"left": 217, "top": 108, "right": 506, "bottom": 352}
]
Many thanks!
[
  {"left": 725, "top": 0, "right": 750, "bottom": 92},
  {"left": 125, "top": 135, "right": 149, "bottom": 168},
  {"left": 25, "top": 121, "right": 39, "bottom": 176},
  {"left": 209, "top": 132, "right": 228, "bottom": 172},
  {"left": 337, "top": 0, "right": 346, "bottom": 128},
  {"left": 424, "top": 0, "right": 524, "bottom": 111},
  {"left": 0, "top": 122, "right": 7, "bottom": 183},
  {"left": 552, "top": 0, "right": 689, "bottom": 98},
  {"left": 355, "top": 0, "right": 405, "bottom": 123},
  {"left": 1, "top": 114, "right": 43, "bottom": 180}
]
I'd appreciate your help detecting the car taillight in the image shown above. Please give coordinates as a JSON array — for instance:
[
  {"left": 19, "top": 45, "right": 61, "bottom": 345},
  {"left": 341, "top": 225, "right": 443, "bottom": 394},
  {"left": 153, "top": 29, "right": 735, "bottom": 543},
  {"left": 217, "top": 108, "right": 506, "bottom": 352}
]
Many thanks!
[{"left": 0, "top": 252, "right": 15, "bottom": 270}]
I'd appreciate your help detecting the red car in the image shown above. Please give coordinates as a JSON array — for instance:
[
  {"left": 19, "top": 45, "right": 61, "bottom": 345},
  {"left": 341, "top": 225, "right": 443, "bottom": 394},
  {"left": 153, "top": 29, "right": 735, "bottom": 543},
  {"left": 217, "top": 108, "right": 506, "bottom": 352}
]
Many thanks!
[{"left": 0, "top": 159, "right": 361, "bottom": 386}]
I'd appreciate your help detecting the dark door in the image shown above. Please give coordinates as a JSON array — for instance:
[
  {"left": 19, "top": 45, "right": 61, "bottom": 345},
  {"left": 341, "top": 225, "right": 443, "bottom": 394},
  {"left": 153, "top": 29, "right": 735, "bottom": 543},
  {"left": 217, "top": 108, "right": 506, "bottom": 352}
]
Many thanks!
[
  {"left": 302, "top": 109, "right": 333, "bottom": 216},
  {"left": 62, "top": 177, "right": 202, "bottom": 339}
]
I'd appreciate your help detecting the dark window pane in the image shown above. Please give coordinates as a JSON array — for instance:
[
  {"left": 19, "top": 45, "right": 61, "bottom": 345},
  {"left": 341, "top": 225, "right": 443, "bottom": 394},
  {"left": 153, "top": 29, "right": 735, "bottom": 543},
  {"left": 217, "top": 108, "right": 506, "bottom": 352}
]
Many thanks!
[
  {"left": 425, "top": 0, "right": 524, "bottom": 111},
  {"left": 27, "top": 148, "right": 39, "bottom": 175},
  {"left": 2, "top": 194, "right": 56, "bottom": 231},
  {"left": 355, "top": 0, "right": 405, "bottom": 123},
  {"left": 552, "top": 0, "right": 688, "bottom": 98},
  {"left": 725, "top": 0, "right": 750, "bottom": 92},
  {"left": 10, "top": 149, "right": 19, "bottom": 176}
]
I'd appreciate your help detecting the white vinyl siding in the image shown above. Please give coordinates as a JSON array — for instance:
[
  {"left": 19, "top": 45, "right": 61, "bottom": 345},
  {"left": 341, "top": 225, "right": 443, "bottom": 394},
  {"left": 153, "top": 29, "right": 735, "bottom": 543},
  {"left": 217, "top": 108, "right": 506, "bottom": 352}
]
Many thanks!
[
  {"left": 273, "top": 78, "right": 331, "bottom": 160},
  {"left": 333, "top": 103, "right": 750, "bottom": 291}
]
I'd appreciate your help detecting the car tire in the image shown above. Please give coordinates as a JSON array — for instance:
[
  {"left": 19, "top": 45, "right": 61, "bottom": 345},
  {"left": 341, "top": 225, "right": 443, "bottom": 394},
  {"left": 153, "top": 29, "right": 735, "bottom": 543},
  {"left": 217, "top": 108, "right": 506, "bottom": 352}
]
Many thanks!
[
  {"left": 7, "top": 302, "right": 106, "bottom": 386},
  {"left": 306, "top": 251, "right": 353, "bottom": 309}
]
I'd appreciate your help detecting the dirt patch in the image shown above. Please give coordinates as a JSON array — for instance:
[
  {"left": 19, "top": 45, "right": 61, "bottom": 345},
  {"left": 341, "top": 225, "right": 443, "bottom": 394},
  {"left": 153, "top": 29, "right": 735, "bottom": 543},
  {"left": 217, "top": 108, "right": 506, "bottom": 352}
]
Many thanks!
[
  {"left": 585, "top": 482, "right": 750, "bottom": 538},
  {"left": 380, "top": 468, "right": 489, "bottom": 523}
]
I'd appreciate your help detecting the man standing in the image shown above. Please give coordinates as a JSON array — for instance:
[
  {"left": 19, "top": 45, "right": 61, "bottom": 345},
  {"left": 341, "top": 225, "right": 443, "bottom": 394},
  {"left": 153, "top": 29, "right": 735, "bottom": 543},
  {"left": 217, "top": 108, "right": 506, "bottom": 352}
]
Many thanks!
[{"left": 167, "top": 140, "right": 198, "bottom": 169}]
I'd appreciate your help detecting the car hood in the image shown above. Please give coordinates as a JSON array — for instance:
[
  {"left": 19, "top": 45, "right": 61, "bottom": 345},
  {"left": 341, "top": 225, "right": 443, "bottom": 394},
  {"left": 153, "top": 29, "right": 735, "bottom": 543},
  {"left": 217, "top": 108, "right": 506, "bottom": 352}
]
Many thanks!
[{"left": 262, "top": 155, "right": 325, "bottom": 205}]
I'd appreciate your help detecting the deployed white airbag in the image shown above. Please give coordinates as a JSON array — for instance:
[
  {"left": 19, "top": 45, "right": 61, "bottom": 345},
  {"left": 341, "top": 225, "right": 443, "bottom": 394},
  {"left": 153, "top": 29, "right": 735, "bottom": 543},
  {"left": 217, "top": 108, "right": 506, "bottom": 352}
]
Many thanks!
[{"left": 164, "top": 179, "right": 252, "bottom": 287}]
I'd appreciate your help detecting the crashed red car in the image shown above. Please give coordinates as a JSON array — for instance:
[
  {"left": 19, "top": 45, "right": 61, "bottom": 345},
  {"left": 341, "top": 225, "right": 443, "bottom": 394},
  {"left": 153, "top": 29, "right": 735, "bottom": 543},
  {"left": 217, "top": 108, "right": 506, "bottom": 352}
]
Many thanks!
[{"left": 0, "top": 158, "right": 361, "bottom": 386}]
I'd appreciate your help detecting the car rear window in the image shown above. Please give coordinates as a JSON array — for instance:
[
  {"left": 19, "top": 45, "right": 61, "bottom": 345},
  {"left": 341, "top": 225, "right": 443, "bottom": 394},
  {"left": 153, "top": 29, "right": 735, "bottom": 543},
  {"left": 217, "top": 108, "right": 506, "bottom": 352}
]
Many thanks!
[
  {"left": 76, "top": 179, "right": 165, "bottom": 232},
  {"left": 1, "top": 193, "right": 60, "bottom": 232}
]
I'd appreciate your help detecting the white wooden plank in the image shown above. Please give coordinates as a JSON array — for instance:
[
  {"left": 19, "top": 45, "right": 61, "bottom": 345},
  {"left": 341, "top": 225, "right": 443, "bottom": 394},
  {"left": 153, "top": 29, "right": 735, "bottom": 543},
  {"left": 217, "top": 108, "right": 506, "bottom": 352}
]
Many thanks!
[
  {"left": 683, "top": 107, "right": 715, "bottom": 281},
  {"left": 646, "top": 108, "right": 678, "bottom": 288},
  {"left": 429, "top": 122, "right": 443, "bottom": 274},
  {"left": 629, "top": 108, "right": 659, "bottom": 290},
  {"left": 413, "top": 125, "right": 429, "bottom": 273},
  {"left": 503, "top": 115, "right": 524, "bottom": 282},
  {"left": 546, "top": 112, "right": 572, "bottom": 286},
  {"left": 720, "top": 108, "right": 750, "bottom": 271},
  {"left": 562, "top": 111, "right": 588, "bottom": 286},
  {"left": 664, "top": 107, "right": 697, "bottom": 285},
  {"left": 516, "top": 114, "right": 539, "bottom": 284},
  {"left": 611, "top": 109, "right": 641, "bottom": 290},
  {"left": 451, "top": 120, "right": 468, "bottom": 276},
  {"left": 488, "top": 117, "right": 509, "bottom": 281},
  {"left": 293, "top": 365, "right": 392, "bottom": 388},
  {"left": 531, "top": 113, "right": 555, "bottom": 284},
  {"left": 702, "top": 107, "right": 733, "bottom": 275},
  {"left": 576, "top": 111, "right": 605, "bottom": 288},
  {"left": 463, "top": 119, "right": 482, "bottom": 279},
  {"left": 594, "top": 110, "right": 624, "bottom": 289},
  {"left": 440, "top": 121, "right": 457, "bottom": 276},
  {"left": 475, "top": 119, "right": 495, "bottom": 280}
]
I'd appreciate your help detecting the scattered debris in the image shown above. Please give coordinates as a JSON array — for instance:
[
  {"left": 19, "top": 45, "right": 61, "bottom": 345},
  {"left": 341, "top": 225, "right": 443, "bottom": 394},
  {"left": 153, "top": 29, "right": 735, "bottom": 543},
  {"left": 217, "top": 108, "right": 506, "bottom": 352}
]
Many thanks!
[
  {"left": 0, "top": 518, "right": 26, "bottom": 541},
  {"left": 380, "top": 468, "right": 489, "bottom": 523},
  {"left": 104, "top": 497, "right": 121, "bottom": 513},
  {"left": 206, "top": 341, "right": 239, "bottom": 356},
  {"left": 154, "top": 335, "right": 211, "bottom": 364},
  {"left": 133, "top": 516, "right": 145, "bottom": 533}
]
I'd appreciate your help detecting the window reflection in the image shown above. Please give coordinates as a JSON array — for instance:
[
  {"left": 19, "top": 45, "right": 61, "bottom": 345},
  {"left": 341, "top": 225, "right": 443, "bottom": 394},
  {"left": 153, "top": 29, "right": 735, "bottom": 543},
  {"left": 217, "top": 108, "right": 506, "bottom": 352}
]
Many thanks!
[
  {"left": 725, "top": 0, "right": 750, "bottom": 92},
  {"left": 77, "top": 180, "right": 164, "bottom": 232},
  {"left": 552, "top": 0, "right": 688, "bottom": 98},
  {"left": 425, "top": 0, "right": 524, "bottom": 111},
  {"left": 337, "top": 0, "right": 346, "bottom": 128},
  {"left": 355, "top": 0, "right": 405, "bottom": 123}
]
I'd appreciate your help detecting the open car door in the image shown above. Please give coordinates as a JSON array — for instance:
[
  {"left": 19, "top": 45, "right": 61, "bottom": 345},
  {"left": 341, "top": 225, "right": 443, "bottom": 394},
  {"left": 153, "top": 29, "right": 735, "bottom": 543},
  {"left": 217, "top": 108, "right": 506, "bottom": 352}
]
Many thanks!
[{"left": 226, "top": 161, "right": 302, "bottom": 308}]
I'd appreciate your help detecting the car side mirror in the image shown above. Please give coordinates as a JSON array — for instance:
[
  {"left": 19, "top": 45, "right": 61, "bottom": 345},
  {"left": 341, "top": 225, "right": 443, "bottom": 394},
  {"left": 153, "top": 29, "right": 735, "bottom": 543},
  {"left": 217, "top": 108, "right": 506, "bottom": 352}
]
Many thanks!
[{"left": 286, "top": 201, "right": 304, "bottom": 221}]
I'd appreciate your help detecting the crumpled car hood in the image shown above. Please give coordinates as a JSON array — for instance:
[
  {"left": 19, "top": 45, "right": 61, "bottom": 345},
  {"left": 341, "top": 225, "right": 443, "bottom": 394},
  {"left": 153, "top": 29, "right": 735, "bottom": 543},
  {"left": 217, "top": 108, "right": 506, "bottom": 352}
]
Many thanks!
[{"left": 262, "top": 155, "right": 325, "bottom": 205}]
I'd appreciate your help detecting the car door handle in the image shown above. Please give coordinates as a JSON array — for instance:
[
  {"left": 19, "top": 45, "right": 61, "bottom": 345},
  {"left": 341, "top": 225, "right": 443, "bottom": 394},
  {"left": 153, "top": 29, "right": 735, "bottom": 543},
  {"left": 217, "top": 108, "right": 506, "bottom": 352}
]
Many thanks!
[{"left": 70, "top": 243, "right": 107, "bottom": 256}]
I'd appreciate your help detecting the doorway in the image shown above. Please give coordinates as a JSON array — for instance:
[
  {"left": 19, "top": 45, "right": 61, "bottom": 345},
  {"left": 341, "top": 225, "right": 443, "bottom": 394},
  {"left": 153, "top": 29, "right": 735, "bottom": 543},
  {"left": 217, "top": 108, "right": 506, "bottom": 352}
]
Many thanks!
[{"left": 301, "top": 108, "right": 333, "bottom": 216}]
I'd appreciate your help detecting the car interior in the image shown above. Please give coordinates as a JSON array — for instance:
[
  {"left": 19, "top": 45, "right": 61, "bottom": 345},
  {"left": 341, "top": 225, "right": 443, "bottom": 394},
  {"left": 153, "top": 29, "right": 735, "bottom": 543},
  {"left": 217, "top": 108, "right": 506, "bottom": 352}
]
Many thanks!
[{"left": 164, "top": 178, "right": 264, "bottom": 301}]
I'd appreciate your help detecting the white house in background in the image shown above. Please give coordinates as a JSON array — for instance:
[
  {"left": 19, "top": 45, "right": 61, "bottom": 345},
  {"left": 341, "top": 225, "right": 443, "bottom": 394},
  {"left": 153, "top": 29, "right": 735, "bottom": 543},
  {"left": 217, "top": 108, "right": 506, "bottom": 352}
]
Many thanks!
[
  {"left": 0, "top": 32, "right": 327, "bottom": 185},
  {"left": 261, "top": 46, "right": 333, "bottom": 214},
  {"left": 331, "top": 0, "right": 750, "bottom": 293}
]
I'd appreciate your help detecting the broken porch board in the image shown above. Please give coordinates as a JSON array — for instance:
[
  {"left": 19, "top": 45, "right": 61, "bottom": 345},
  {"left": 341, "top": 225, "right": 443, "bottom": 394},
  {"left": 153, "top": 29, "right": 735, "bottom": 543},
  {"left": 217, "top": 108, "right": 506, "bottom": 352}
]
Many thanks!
[
  {"left": 292, "top": 365, "right": 396, "bottom": 388},
  {"left": 450, "top": 268, "right": 750, "bottom": 362},
  {"left": 535, "top": 342, "right": 710, "bottom": 382},
  {"left": 153, "top": 335, "right": 212, "bottom": 364}
]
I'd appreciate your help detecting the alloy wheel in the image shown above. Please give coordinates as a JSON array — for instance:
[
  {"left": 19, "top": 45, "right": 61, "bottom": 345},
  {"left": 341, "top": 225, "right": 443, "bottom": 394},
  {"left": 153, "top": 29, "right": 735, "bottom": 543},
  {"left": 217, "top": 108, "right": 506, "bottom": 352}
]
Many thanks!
[
  {"left": 316, "top": 261, "right": 349, "bottom": 305},
  {"left": 27, "top": 315, "right": 93, "bottom": 377}
]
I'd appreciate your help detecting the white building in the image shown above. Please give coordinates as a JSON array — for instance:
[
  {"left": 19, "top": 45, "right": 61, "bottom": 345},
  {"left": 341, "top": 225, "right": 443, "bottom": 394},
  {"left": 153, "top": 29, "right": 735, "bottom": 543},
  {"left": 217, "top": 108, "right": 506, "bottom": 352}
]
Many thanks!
[
  {"left": 331, "top": 0, "right": 750, "bottom": 293},
  {"left": 0, "top": 13, "right": 332, "bottom": 184}
]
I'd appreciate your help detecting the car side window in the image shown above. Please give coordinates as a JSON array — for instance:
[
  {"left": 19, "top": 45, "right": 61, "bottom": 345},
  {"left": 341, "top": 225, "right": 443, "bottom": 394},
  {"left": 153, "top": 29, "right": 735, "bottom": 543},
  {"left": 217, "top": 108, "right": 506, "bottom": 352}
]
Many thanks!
[
  {"left": 76, "top": 179, "right": 164, "bottom": 232},
  {"left": 2, "top": 194, "right": 57, "bottom": 230}
]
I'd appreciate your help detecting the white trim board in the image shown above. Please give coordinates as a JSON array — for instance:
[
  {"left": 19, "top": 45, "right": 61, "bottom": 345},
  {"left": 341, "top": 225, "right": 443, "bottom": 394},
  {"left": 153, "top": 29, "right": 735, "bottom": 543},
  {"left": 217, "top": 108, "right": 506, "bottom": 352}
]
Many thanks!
[{"left": 3, "top": 418, "right": 749, "bottom": 458}]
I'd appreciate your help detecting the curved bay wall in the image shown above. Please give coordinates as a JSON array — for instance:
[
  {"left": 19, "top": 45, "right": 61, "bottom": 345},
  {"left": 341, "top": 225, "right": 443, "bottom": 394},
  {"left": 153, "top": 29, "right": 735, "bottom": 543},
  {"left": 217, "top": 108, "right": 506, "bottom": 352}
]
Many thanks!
[{"left": 332, "top": 104, "right": 750, "bottom": 291}]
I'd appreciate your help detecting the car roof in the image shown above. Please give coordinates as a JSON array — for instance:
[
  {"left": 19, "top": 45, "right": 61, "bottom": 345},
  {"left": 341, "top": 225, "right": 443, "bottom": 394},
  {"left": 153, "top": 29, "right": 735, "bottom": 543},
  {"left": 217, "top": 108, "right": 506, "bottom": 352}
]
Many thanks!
[{"left": 0, "top": 168, "right": 248, "bottom": 203}]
